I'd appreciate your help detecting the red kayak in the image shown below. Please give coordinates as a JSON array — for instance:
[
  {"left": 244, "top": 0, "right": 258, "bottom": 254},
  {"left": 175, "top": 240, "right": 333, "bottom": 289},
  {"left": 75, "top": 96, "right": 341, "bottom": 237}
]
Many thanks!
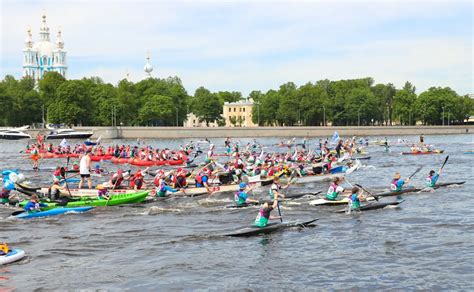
[{"left": 401, "top": 150, "right": 444, "bottom": 155}]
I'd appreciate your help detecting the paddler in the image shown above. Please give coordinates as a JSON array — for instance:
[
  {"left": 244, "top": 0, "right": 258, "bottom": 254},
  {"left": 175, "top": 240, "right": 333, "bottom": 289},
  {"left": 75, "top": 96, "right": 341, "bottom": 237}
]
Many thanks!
[
  {"left": 0, "top": 188, "right": 13, "bottom": 205},
  {"left": 78, "top": 150, "right": 92, "bottom": 189},
  {"left": 269, "top": 176, "right": 287, "bottom": 200},
  {"left": 348, "top": 186, "right": 364, "bottom": 210},
  {"left": 30, "top": 145, "right": 40, "bottom": 170},
  {"left": 109, "top": 169, "right": 124, "bottom": 189},
  {"left": 155, "top": 177, "right": 182, "bottom": 197},
  {"left": 391, "top": 172, "right": 409, "bottom": 191},
  {"left": 255, "top": 199, "right": 281, "bottom": 228},
  {"left": 325, "top": 176, "right": 346, "bottom": 201},
  {"left": 195, "top": 168, "right": 211, "bottom": 192},
  {"left": 130, "top": 169, "right": 146, "bottom": 190},
  {"left": 426, "top": 168, "right": 441, "bottom": 187},
  {"left": 23, "top": 194, "right": 47, "bottom": 212},
  {"left": 234, "top": 182, "right": 259, "bottom": 206}
]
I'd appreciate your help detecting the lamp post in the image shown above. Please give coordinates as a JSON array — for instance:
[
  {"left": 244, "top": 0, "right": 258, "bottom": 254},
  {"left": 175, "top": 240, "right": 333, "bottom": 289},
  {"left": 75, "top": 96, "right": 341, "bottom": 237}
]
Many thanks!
[
  {"left": 358, "top": 109, "right": 360, "bottom": 126},
  {"left": 409, "top": 110, "right": 412, "bottom": 126},
  {"left": 323, "top": 105, "right": 326, "bottom": 126},
  {"left": 41, "top": 104, "right": 45, "bottom": 128},
  {"left": 442, "top": 106, "right": 445, "bottom": 126},
  {"left": 175, "top": 107, "right": 179, "bottom": 127}
]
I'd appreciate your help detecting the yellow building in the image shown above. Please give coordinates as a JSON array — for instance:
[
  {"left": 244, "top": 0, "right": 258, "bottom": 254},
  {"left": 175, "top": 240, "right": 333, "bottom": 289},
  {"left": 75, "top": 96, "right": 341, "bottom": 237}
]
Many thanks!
[{"left": 223, "top": 99, "right": 257, "bottom": 127}]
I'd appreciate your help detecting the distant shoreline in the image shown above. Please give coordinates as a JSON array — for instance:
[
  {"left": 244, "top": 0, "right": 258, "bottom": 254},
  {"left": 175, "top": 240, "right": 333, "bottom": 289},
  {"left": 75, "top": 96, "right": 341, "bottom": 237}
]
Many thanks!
[{"left": 25, "top": 126, "right": 474, "bottom": 139}]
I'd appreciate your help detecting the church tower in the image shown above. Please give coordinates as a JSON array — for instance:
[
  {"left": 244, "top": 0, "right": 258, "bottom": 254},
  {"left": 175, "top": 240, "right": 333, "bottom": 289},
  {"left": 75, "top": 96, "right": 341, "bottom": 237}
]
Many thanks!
[
  {"left": 22, "top": 28, "right": 37, "bottom": 79},
  {"left": 52, "top": 28, "right": 67, "bottom": 77},
  {"left": 22, "top": 14, "right": 67, "bottom": 80}
]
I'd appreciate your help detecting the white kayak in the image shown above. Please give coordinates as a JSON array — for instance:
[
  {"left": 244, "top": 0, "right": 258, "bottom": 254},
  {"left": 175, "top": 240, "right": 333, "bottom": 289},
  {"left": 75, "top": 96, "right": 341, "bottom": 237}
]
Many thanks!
[{"left": 0, "top": 249, "right": 25, "bottom": 265}]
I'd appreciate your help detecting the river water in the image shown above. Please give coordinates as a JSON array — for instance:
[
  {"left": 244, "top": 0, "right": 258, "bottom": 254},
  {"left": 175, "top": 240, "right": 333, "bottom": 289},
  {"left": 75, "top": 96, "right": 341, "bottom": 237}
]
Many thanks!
[{"left": 1, "top": 134, "right": 473, "bottom": 290}]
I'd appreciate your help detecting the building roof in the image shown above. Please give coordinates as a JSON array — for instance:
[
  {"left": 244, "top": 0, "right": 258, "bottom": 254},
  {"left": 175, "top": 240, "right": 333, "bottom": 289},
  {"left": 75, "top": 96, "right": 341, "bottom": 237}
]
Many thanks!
[{"left": 224, "top": 99, "right": 254, "bottom": 106}]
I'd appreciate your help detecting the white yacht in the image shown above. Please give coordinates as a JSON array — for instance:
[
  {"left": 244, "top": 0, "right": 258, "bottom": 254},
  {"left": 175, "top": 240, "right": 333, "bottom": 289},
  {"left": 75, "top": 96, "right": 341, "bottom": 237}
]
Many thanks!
[
  {"left": 46, "top": 129, "right": 93, "bottom": 140},
  {"left": 0, "top": 129, "right": 32, "bottom": 140}
]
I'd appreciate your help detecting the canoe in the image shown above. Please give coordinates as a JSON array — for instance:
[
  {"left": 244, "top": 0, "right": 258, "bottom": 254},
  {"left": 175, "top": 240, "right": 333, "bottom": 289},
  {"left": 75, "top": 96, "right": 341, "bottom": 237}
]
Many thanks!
[
  {"left": 13, "top": 206, "right": 93, "bottom": 219},
  {"left": 37, "top": 188, "right": 140, "bottom": 197},
  {"left": 90, "top": 154, "right": 113, "bottom": 161},
  {"left": 111, "top": 157, "right": 132, "bottom": 164},
  {"left": 226, "top": 218, "right": 319, "bottom": 237},
  {"left": 0, "top": 249, "right": 26, "bottom": 265},
  {"left": 20, "top": 191, "right": 149, "bottom": 210},
  {"left": 335, "top": 200, "right": 405, "bottom": 213},
  {"left": 401, "top": 150, "right": 444, "bottom": 155}
]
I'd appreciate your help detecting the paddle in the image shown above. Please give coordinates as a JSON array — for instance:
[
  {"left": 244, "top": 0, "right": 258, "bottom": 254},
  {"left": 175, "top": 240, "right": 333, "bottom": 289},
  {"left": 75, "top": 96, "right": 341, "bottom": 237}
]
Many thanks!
[
  {"left": 60, "top": 167, "right": 73, "bottom": 197},
  {"left": 408, "top": 166, "right": 423, "bottom": 180},
  {"left": 440, "top": 155, "right": 449, "bottom": 170},
  {"left": 11, "top": 210, "right": 26, "bottom": 216},
  {"left": 355, "top": 183, "right": 380, "bottom": 201}
]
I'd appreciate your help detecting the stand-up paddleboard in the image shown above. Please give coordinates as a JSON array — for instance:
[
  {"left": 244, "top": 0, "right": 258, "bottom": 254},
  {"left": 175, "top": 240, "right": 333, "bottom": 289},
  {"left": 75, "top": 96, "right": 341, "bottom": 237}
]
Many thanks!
[{"left": 0, "top": 249, "right": 26, "bottom": 265}]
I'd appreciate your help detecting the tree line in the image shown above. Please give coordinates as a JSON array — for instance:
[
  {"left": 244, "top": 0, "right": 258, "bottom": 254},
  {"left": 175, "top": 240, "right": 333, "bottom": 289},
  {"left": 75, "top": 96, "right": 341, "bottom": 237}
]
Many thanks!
[{"left": 0, "top": 72, "right": 471, "bottom": 127}]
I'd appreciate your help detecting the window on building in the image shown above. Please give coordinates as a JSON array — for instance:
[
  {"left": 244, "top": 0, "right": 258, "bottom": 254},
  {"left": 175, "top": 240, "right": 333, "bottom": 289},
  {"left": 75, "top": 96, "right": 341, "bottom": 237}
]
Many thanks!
[
  {"left": 243, "top": 107, "right": 245, "bottom": 112},
  {"left": 228, "top": 108, "right": 231, "bottom": 112},
  {"left": 234, "top": 108, "right": 236, "bottom": 112}
]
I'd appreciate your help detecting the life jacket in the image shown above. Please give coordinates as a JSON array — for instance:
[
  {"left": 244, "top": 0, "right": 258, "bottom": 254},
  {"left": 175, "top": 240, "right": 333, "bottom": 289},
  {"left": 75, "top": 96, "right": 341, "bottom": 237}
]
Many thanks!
[
  {"left": 391, "top": 179, "right": 401, "bottom": 191},
  {"left": 195, "top": 174, "right": 203, "bottom": 185},
  {"left": 326, "top": 182, "right": 340, "bottom": 200}
]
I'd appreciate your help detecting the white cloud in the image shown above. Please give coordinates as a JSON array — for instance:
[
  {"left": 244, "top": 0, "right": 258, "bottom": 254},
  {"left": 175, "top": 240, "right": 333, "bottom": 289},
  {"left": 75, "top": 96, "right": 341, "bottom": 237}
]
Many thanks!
[{"left": 0, "top": 0, "right": 472, "bottom": 95}]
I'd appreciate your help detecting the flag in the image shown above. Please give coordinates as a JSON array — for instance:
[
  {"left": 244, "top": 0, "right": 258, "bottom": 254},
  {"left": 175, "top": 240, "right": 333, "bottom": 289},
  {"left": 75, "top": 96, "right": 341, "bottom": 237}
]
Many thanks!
[
  {"left": 331, "top": 131, "right": 340, "bottom": 144},
  {"left": 59, "top": 138, "right": 69, "bottom": 148}
]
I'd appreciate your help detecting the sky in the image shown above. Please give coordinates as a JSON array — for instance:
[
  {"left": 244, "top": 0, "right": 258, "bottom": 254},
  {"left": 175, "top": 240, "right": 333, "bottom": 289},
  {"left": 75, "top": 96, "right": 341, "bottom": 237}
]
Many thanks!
[{"left": 0, "top": 0, "right": 472, "bottom": 96}]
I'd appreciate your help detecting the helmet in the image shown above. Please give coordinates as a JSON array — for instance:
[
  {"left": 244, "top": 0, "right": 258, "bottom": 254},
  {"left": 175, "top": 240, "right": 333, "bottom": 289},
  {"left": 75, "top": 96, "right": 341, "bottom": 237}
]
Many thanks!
[
  {"left": 95, "top": 164, "right": 100, "bottom": 169},
  {"left": 239, "top": 182, "right": 247, "bottom": 189}
]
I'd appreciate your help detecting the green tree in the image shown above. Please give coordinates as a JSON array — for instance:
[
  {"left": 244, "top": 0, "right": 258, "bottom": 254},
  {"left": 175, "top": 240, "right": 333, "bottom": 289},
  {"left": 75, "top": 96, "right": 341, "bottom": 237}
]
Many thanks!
[
  {"left": 192, "top": 87, "right": 222, "bottom": 126},
  {"left": 138, "top": 95, "right": 175, "bottom": 126}
]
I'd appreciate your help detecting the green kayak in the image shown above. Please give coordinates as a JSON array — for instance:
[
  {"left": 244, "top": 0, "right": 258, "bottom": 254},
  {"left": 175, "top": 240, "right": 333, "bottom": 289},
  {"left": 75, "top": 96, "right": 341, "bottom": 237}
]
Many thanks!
[{"left": 20, "top": 191, "right": 150, "bottom": 210}]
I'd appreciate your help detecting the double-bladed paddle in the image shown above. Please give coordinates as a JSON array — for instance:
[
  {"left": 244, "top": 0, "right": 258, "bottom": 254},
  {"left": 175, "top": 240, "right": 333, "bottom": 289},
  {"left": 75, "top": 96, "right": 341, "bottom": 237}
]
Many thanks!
[
  {"left": 408, "top": 166, "right": 423, "bottom": 180},
  {"left": 11, "top": 210, "right": 26, "bottom": 216},
  {"left": 355, "top": 183, "right": 380, "bottom": 201},
  {"left": 441, "top": 155, "right": 449, "bottom": 170}
]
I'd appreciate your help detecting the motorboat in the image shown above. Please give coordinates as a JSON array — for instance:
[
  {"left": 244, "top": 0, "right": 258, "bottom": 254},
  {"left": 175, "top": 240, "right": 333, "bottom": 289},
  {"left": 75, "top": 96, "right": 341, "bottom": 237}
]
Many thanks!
[
  {"left": 46, "top": 129, "right": 93, "bottom": 140},
  {"left": 0, "top": 129, "right": 32, "bottom": 140}
]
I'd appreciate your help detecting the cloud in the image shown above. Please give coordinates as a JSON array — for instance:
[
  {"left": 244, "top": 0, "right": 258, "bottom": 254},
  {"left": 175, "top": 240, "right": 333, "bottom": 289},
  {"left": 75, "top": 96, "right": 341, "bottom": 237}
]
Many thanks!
[{"left": 0, "top": 0, "right": 472, "bottom": 95}]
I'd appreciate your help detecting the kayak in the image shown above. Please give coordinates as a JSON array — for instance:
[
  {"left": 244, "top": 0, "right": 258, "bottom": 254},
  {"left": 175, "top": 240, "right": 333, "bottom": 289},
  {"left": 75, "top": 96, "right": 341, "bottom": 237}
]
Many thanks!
[
  {"left": 226, "top": 219, "right": 319, "bottom": 237},
  {"left": 278, "top": 173, "right": 343, "bottom": 184},
  {"left": 19, "top": 191, "right": 150, "bottom": 210},
  {"left": 351, "top": 156, "right": 371, "bottom": 160},
  {"left": 335, "top": 200, "right": 405, "bottom": 213},
  {"left": 309, "top": 198, "right": 349, "bottom": 206},
  {"left": 375, "top": 181, "right": 465, "bottom": 197},
  {"left": 13, "top": 206, "right": 93, "bottom": 219},
  {"left": 225, "top": 202, "right": 260, "bottom": 209},
  {"left": 401, "top": 150, "right": 444, "bottom": 155},
  {"left": 0, "top": 249, "right": 26, "bottom": 265},
  {"left": 226, "top": 192, "right": 321, "bottom": 209}
]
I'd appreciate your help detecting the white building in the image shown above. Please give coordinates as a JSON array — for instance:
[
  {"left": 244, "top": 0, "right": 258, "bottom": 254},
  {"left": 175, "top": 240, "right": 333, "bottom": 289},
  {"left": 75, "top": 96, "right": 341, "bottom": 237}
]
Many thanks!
[
  {"left": 184, "top": 113, "right": 219, "bottom": 127},
  {"left": 23, "top": 14, "right": 67, "bottom": 80}
]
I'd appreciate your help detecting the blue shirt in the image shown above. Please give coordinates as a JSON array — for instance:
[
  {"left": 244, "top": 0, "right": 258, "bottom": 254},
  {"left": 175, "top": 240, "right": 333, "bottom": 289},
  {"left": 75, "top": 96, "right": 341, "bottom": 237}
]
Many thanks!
[{"left": 24, "top": 201, "right": 47, "bottom": 211}]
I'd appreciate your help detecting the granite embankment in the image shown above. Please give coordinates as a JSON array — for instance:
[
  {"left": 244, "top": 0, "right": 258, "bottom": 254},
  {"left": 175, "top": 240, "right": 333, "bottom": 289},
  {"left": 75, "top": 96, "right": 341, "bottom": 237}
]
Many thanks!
[{"left": 26, "top": 125, "right": 474, "bottom": 139}]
